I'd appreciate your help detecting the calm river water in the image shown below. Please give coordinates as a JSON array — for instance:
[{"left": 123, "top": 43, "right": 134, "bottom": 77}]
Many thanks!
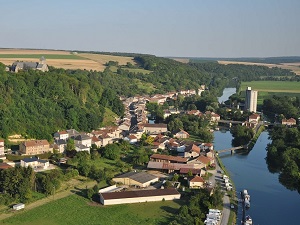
[
  {"left": 214, "top": 130, "right": 300, "bottom": 225},
  {"left": 214, "top": 87, "right": 300, "bottom": 225}
]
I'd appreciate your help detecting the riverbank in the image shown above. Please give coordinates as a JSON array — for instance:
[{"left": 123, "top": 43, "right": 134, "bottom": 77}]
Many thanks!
[{"left": 215, "top": 155, "right": 237, "bottom": 225}]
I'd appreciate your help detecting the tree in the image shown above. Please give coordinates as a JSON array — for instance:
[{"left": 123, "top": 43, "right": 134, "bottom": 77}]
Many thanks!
[
  {"left": 87, "top": 188, "right": 94, "bottom": 200},
  {"left": 66, "top": 138, "right": 75, "bottom": 151},
  {"left": 103, "top": 143, "right": 120, "bottom": 160}
]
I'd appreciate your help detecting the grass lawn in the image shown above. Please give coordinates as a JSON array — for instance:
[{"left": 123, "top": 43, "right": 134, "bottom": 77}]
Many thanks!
[
  {"left": 240, "top": 81, "right": 300, "bottom": 93},
  {"left": 134, "top": 79, "right": 156, "bottom": 93},
  {"left": 101, "top": 108, "right": 118, "bottom": 127},
  {"left": 185, "top": 134, "right": 203, "bottom": 142},
  {"left": 0, "top": 54, "right": 83, "bottom": 60},
  {"left": 123, "top": 68, "right": 152, "bottom": 74},
  {"left": 1, "top": 194, "right": 182, "bottom": 225}
]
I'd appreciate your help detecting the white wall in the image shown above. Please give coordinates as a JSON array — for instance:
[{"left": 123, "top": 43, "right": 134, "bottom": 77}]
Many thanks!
[{"left": 101, "top": 194, "right": 181, "bottom": 205}]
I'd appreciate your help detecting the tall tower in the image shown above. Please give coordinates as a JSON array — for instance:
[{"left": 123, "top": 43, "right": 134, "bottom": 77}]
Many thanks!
[{"left": 245, "top": 87, "right": 258, "bottom": 112}]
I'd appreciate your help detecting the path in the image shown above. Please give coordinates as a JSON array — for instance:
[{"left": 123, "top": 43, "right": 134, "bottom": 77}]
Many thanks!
[
  {"left": 0, "top": 180, "right": 97, "bottom": 221},
  {"left": 213, "top": 159, "right": 231, "bottom": 225}
]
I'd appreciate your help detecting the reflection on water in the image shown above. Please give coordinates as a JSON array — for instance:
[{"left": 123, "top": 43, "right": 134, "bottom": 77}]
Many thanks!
[{"left": 214, "top": 131, "right": 300, "bottom": 225}]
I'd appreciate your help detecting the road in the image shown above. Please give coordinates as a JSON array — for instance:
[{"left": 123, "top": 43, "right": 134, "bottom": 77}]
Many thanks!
[{"left": 210, "top": 159, "right": 231, "bottom": 225}]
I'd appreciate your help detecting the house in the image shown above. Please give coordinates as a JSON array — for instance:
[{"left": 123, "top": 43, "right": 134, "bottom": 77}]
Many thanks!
[
  {"left": 188, "top": 176, "right": 205, "bottom": 189},
  {"left": 195, "top": 155, "right": 214, "bottom": 167},
  {"left": 53, "top": 130, "right": 69, "bottom": 140},
  {"left": 210, "top": 113, "right": 220, "bottom": 122},
  {"left": 200, "top": 143, "right": 214, "bottom": 151},
  {"left": 248, "top": 114, "right": 260, "bottom": 123},
  {"left": 186, "top": 110, "right": 202, "bottom": 116},
  {"left": 179, "top": 168, "right": 205, "bottom": 176},
  {"left": 0, "top": 139, "right": 4, "bottom": 155},
  {"left": 112, "top": 171, "right": 159, "bottom": 188},
  {"left": 66, "top": 129, "right": 80, "bottom": 139},
  {"left": 10, "top": 57, "right": 48, "bottom": 73},
  {"left": 124, "top": 135, "right": 138, "bottom": 144},
  {"left": 75, "top": 144, "right": 90, "bottom": 152},
  {"left": 99, "top": 188, "right": 181, "bottom": 205},
  {"left": 0, "top": 163, "right": 12, "bottom": 170},
  {"left": 98, "top": 133, "right": 113, "bottom": 147},
  {"left": 282, "top": 118, "right": 297, "bottom": 126},
  {"left": 53, "top": 139, "right": 67, "bottom": 153},
  {"left": 180, "top": 144, "right": 201, "bottom": 158},
  {"left": 74, "top": 134, "right": 92, "bottom": 147},
  {"left": 19, "top": 140, "right": 50, "bottom": 155},
  {"left": 173, "top": 129, "right": 190, "bottom": 139},
  {"left": 142, "top": 123, "right": 168, "bottom": 135},
  {"left": 150, "top": 154, "right": 188, "bottom": 164},
  {"left": 91, "top": 136, "right": 101, "bottom": 147},
  {"left": 20, "top": 157, "right": 50, "bottom": 169}
]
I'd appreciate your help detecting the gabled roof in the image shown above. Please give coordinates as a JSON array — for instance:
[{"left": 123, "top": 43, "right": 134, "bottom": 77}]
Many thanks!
[
  {"left": 249, "top": 113, "right": 259, "bottom": 119},
  {"left": 114, "top": 171, "right": 157, "bottom": 184},
  {"left": 150, "top": 154, "right": 187, "bottom": 163},
  {"left": 190, "top": 176, "right": 205, "bottom": 183},
  {"left": 91, "top": 136, "right": 100, "bottom": 142},
  {"left": 75, "top": 134, "right": 91, "bottom": 141},
  {"left": 179, "top": 168, "right": 202, "bottom": 175},
  {"left": 143, "top": 123, "right": 168, "bottom": 128},
  {"left": 22, "top": 140, "right": 49, "bottom": 147},
  {"left": 0, "top": 163, "right": 12, "bottom": 170},
  {"left": 185, "top": 144, "right": 200, "bottom": 154},
  {"left": 196, "top": 155, "right": 212, "bottom": 165}
]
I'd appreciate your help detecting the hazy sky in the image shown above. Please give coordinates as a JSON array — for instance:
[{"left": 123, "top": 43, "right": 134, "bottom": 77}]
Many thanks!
[{"left": 1, "top": 0, "right": 299, "bottom": 57}]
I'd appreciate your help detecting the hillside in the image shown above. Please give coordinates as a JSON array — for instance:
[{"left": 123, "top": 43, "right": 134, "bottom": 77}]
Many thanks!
[
  {"left": 0, "top": 65, "right": 123, "bottom": 140},
  {"left": 0, "top": 52, "right": 298, "bottom": 140}
]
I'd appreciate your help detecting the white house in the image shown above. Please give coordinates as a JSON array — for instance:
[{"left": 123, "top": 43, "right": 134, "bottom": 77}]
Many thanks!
[
  {"left": 188, "top": 176, "right": 205, "bottom": 189},
  {"left": 74, "top": 134, "right": 92, "bottom": 147},
  {"left": 20, "top": 157, "right": 50, "bottom": 169},
  {"left": 124, "top": 135, "right": 138, "bottom": 144},
  {"left": 53, "top": 130, "right": 69, "bottom": 140}
]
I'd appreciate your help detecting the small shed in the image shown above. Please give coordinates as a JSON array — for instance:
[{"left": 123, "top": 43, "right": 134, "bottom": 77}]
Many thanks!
[{"left": 13, "top": 203, "right": 25, "bottom": 210}]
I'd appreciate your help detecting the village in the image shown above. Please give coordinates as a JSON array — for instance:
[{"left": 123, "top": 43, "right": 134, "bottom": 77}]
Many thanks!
[{"left": 1, "top": 85, "right": 297, "bottom": 225}]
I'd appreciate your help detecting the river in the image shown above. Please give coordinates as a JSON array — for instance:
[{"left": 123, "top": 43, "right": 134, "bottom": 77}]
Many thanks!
[
  {"left": 214, "top": 88, "right": 300, "bottom": 225},
  {"left": 218, "top": 87, "right": 236, "bottom": 104}
]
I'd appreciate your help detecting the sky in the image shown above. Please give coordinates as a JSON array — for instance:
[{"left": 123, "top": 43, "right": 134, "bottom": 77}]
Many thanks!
[{"left": 0, "top": 0, "right": 300, "bottom": 58}]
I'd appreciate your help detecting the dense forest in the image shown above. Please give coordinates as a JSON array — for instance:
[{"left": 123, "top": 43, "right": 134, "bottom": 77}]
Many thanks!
[
  {"left": 262, "top": 95, "right": 300, "bottom": 122},
  {"left": 0, "top": 53, "right": 296, "bottom": 140},
  {"left": 266, "top": 126, "right": 300, "bottom": 193},
  {"left": 0, "top": 64, "right": 123, "bottom": 140}
]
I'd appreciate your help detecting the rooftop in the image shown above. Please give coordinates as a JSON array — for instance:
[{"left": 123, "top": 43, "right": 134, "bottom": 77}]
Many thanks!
[
  {"left": 114, "top": 171, "right": 158, "bottom": 184},
  {"left": 100, "top": 188, "right": 180, "bottom": 200}
]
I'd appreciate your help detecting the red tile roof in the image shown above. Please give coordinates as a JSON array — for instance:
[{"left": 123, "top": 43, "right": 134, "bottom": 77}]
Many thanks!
[
  {"left": 0, "top": 163, "right": 12, "bottom": 170},
  {"left": 101, "top": 188, "right": 180, "bottom": 200},
  {"left": 150, "top": 154, "right": 187, "bottom": 163},
  {"left": 190, "top": 176, "right": 205, "bottom": 183},
  {"left": 23, "top": 140, "right": 49, "bottom": 147},
  {"left": 196, "top": 155, "right": 212, "bottom": 165}
]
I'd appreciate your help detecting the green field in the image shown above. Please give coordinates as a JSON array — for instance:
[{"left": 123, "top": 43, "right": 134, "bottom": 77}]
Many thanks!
[
  {"left": 101, "top": 108, "right": 118, "bottom": 126},
  {"left": 123, "top": 68, "right": 152, "bottom": 74},
  {"left": 240, "top": 81, "right": 300, "bottom": 106},
  {"left": 108, "top": 66, "right": 151, "bottom": 74},
  {"left": 0, "top": 54, "right": 83, "bottom": 60},
  {"left": 1, "top": 195, "right": 181, "bottom": 225},
  {"left": 240, "top": 81, "right": 300, "bottom": 93}
]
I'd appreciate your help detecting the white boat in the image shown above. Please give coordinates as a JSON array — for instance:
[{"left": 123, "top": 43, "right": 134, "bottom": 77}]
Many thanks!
[
  {"left": 244, "top": 215, "right": 252, "bottom": 225},
  {"left": 245, "top": 200, "right": 250, "bottom": 208}
]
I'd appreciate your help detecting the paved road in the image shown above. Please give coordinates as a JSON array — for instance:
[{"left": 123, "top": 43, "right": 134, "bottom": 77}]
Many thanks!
[
  {"left": 221, "top": 194, "right": 230, "bottom": 225},
  {"left": 212, "top": 159, "right": 231, "bottom": 225}
]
